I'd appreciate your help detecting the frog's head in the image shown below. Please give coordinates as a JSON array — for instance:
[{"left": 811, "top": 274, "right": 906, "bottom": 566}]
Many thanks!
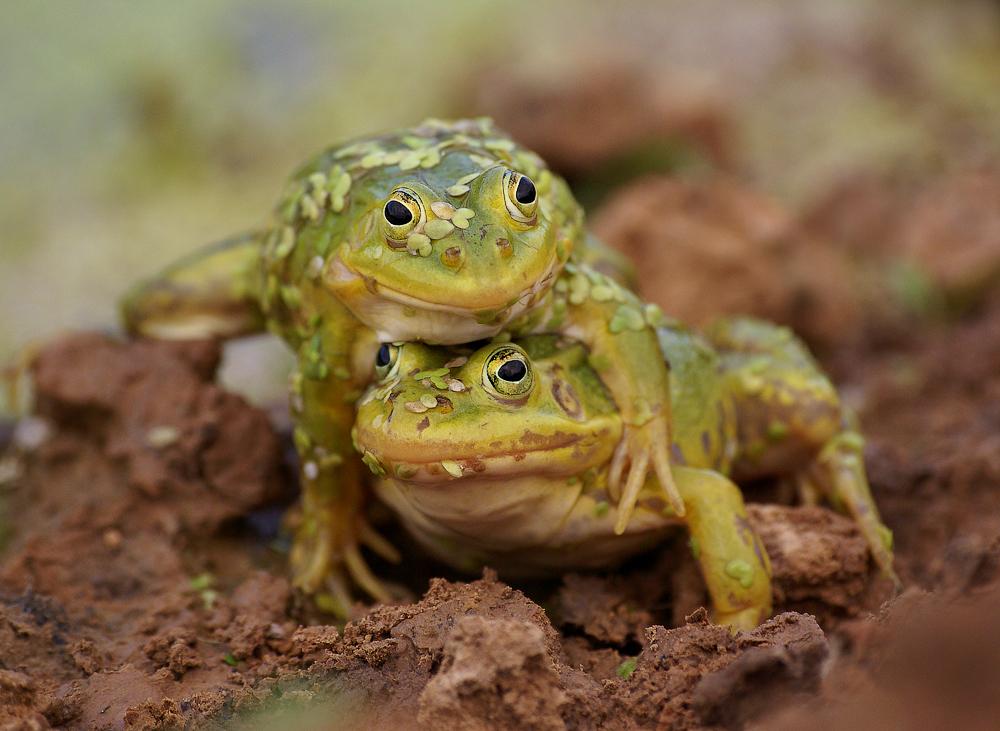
[
  {"left": 280, "top": 119, "right": 583, "bottom": 344},
  {"left": 355, "top": 336, "right": 622, "bottom": 482}
]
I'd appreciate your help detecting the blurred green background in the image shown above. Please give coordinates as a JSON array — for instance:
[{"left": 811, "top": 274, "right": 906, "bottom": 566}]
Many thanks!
[{"left": 2, "top": 0, "right": 998, "bottom": 412}]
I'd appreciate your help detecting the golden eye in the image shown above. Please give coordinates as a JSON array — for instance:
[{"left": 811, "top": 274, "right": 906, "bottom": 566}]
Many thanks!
[
  {"left": 502, "top": 170, "right": 538, "bottom": 223},
  {"left": 382, "top": 188, "right": 424, "bottom": 241},
  {"left": 374, "top": 343, "right": 400, "bottom": 380},
  {"left": 483, "top": 345, "right": 533, "bottom": 399}
]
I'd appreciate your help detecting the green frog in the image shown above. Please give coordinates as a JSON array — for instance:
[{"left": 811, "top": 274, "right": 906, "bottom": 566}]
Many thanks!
[
  {"left": 120, "top": 118, "right": 678, "bottom": 603},
  {"left": 353, "top": 318, "right": 897, "bottom": 629}
]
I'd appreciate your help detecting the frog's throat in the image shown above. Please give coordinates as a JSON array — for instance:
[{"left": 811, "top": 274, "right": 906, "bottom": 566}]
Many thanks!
[{"left": 326, "top": 253, "right": 559, "bottom": 342}]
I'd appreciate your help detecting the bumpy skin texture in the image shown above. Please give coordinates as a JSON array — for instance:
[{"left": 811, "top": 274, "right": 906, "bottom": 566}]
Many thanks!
[
  {"left": 355, "top": 319, "right": 897, "bottom": 629},
  {"left": 120, "top": 118, "right": 678, "bottom": 606}
]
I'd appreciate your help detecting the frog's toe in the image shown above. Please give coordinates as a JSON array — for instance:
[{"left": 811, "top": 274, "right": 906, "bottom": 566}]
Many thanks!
[
  {"left": 612, "top": 419, "right": 685, "bottom": 534},
  {"left": 360, "top": 521, "right": 402, "bottom": 564},
  {"left": 714, "top": 606, "right": 767, "bottom": 633}
]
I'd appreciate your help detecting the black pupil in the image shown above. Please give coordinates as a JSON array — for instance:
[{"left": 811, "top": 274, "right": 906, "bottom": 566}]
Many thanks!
[
  {"left": 515, "top": 176, "right": 536, "bottom": 205},
  {"left": 497, "top": 359, "right": 527, "bottom": 382},
  {"left": 384, "top": 200, "right": 413, "bottom": 226},
  {"left": 376, "top": 344, "right": 391, "bottom": 368}
]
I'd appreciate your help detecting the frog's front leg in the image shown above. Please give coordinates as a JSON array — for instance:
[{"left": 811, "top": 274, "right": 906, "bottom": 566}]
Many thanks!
[
  {"left": 674, "top": 466, "right": 773, "bottom": 630},
  {"left": 517, "top": 264, "right": 683, "bottom": 529},
  {"left": 288, "top": 326, "right": 399, "bottom": 613}
]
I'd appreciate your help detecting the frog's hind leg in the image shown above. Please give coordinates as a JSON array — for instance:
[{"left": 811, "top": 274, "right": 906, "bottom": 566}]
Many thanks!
[
  {"left": 121, "top": 231, "right": 267, "bottom": 340},
  {"left": 799, "top": 432, "right": 899, "bottom": 587},
  {"left": 674, "top": 466, "right": 773, "bottom": 631},
  {"left": 705, "top": 317, "right": 898, "bottom": 586}
]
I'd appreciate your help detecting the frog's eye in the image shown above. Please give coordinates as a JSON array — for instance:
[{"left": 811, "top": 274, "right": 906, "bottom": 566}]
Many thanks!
[
  {"left": 374, "top": 343, "right": 400, "bottom": 380},
  {"left": 382, "top": 188, "right": 424, "bottom": 242},
  {"left": 502, "top": 170, "right": 538, "bottom": 223},
  {"left": 483, "top": 345, "right": 534, "bottom": 400}
]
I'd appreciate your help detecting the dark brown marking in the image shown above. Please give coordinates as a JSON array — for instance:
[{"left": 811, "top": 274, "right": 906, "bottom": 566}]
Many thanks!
[
  {"left": 551, "top": 378, "right": 583, "bottom": 419},
  {"left": 416, "top": 416, "right": 430, "bottom": 433}
]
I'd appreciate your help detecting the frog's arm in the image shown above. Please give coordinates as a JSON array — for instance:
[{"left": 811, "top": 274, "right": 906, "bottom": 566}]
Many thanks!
[
  {"left": 516, "top": 263, "right": 684, "bottom": 526},
  {"left": 120, "top": 231, "right": 266, "bottom": 339},
  {"left": 673, "top": 466, "right": 773, "bottom": 630}
]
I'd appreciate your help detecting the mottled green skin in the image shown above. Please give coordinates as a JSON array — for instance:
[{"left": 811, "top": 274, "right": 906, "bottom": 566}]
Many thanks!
[
  {"left": 121, "top": 118, "right": 678, "bottom": 604},
  {"left": 355, "top": 318, "right": 897, "bottom": 629}
]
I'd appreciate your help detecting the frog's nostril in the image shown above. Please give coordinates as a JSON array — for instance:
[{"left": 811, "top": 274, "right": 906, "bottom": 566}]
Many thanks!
[
  {"left": 496, "top": 238, "right": 512, "bottom": 259},
  {"left": 441, "top": 246, "right": 464, "bottom": 270}
]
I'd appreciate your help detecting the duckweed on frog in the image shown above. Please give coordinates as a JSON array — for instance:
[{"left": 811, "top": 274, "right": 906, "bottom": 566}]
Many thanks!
[
  {"left": 354, "top": 318, "right": 897, "bottom": 629},
  {"left": 121, "top": 118, "right": 678, "bottom": 605}
]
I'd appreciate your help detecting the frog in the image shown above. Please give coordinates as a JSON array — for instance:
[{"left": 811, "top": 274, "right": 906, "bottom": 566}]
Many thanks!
[
  {"left": 119, "top": 118, "right": 679, "bottom": 605},
  {"left": 353, "top": 317, "right": 898, "bottom": 629}
]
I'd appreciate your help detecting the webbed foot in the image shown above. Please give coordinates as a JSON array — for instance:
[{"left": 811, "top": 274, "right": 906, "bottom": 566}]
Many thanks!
[{"left": 290, "top": 484, "right": 402, "bottom": 617}]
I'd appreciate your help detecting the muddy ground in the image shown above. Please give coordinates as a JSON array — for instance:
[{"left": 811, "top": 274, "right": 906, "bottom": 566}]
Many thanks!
[{"left": 2, "top": 166, "right": 1000, "bottom": 730}]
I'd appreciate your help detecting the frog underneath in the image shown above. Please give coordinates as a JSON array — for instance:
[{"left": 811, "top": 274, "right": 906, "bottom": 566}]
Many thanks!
[
  {"left": 354, "top": 318, "right": 897, "bottom": 629},
  {"left": 120, "top": 118, "right": 678, "bottom": 603}
]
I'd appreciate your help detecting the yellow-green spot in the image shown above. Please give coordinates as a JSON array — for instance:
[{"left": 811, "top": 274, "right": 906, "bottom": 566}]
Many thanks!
[
  {"left": 609, "top": 305, "right": 647, "bottom": 334},
  {"left": 420, "top": 149, "right": 441, "bottom": 168},
  {"left": 425, "top": 219, "right": 456, "bottom": 239},
  {"left": 362, "top": 450, "right": 385, "bottom": 476},
  {"left": 591, "top": 284, "right": 614, "bottom": 302},
  {"left": 402, "top": 135, "right": 430, "bottom": 149},
  {"left": 441, "top": 460, "right": 463, "bottom": 478},
  {"left": 326, "top": 167, "right": 351, "bottom": 212},
  {"left": 406, "top": 232, "right": 432, "bottom": 257},
  {"left": 431, "top": 201, "right": 456, "bottom": 219},
  {"left": 399, "top": 151, "right": 422, "bottom": 170},
  {"left": 293, "top": 427, "right": 312, "bottom": 454},
  {"left": 299, "top": 195, "right": 321, "bottom": 222},
  {"left": 395, "top": 463, "right": 418, "bottom": 479},
  {"left": 725, "top": 559, "right": 755, "bottom": 588},
  {"left": 280, "top": 285, "right": 301, "bottom": 309},
  {"left": 593, "top": 501, "right": 609, "bottom": 518},
  {"left": 644, "top": 303, "right": 666, "bottom": 327},
  {"left": 568, "top": 275, "right": 590, "bottom": 305},
  {"left": 616, "top": 658, "right": 638, "bottom": 679},
  {"left": 366, "top": 245, "right": 383, "bottom": 259},
  {"left": 484, "top": 138, "right": 516, "bottom": 152},
  {"left": 451, "top": 208, "right": 475, "bottom": 229},
  {"left": 222, "top": 653, "right": 238, "bottom": 667},
  {"left": 274, "top": 226, "right": 296, "bottom": 259}
]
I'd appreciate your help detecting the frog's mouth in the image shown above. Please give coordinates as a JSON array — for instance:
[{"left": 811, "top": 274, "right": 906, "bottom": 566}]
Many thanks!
[
  {"left": 361, "top": 430, "right": 614, "bottom": 484},
  {"left": 327, "top": 251, "right": 559, "bottom": 313}
]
